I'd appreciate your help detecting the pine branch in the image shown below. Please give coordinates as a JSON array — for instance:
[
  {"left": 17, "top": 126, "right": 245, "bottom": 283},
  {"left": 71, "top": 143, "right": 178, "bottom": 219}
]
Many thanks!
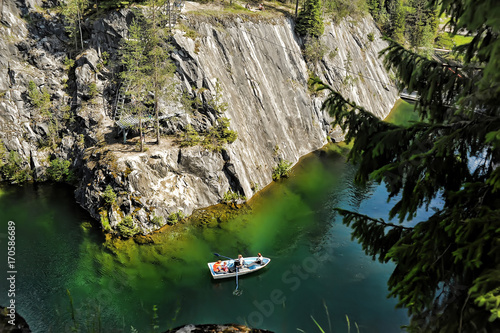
[
  {"left": 379, "top": 38, "right": 478, "bottom": 122},
  {"left": 334, "top": 208, "right": 413, "bottom": 230},
  {"left": 334, "top": 208, "right": 412, "bottom": 263}
]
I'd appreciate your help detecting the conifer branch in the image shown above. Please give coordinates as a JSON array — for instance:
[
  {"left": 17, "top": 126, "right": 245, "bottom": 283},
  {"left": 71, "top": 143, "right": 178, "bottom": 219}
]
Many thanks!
[{"left": 334, "top": 208, "right": 413, "bottom": 230}]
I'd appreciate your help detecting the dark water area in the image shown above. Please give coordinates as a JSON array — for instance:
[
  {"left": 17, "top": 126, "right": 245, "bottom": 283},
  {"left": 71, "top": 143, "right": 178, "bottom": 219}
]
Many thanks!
[
  {"left": 0, "top": 149, "right": 427, "bottom": 333},
  {"left": 0, "top": 100, "right": 438, "bottom": 333}
]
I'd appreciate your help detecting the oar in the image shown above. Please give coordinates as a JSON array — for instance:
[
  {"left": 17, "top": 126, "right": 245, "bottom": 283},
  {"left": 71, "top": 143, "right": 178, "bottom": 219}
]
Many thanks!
[
  {"left": 233, "top": 265, "right": 242, "bottom": 296},
  {"left": 213, "top": 253, "right": 233, "bottom": 261}
]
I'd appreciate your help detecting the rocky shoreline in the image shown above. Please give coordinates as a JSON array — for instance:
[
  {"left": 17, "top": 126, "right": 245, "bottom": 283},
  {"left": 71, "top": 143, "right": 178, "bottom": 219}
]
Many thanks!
[{"left": 0, "top": 306, "right": 273, "bottom": 333}]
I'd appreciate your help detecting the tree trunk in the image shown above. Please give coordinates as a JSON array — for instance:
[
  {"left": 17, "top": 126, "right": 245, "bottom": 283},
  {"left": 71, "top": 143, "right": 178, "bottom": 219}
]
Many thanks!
[
  {"left": 77, "top": 7, "right": 84, "bottom": 50},
  {"left": 168, "top": 0, "right": 171, "bottom": 32},
  {"left": 155, "top": 97, "right": 160, "bottom": 144},
  {"left": 139, "top": 117, "right": 144, "bottom": 152}
]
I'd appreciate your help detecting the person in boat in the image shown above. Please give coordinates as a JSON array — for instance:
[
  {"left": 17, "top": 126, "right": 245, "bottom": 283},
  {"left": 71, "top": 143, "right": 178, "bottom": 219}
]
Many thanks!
[
  {"left": 234, "top": 254, "right": 245, "bottom": 269},
  {"left": 222, "top": 262, "right": 229, "bottom": 273},
  {"left": 213, "top": 260, "right": 222, "bottom": 273},
  {"left": 256, "top": 253, "right": 264, "bottom": 265}
]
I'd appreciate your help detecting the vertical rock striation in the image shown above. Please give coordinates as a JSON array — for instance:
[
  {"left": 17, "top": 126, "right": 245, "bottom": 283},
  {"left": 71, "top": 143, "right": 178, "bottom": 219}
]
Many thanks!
[{"left": 169, "top": 14, "right": 397, "bottom": 204}]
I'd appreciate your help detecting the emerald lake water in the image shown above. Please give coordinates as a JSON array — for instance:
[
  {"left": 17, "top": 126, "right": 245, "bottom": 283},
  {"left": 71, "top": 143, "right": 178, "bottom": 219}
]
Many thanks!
[{"left": 0, "top": 101, "right": 433, "bottom": 333}]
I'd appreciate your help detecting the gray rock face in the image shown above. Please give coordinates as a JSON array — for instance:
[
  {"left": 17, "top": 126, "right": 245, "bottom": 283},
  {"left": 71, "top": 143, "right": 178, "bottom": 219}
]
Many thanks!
[
  {"left": 0, "top": 2, "right": 397, "bottom": 234},
  {"left": 169, "top": 14, "right": 397, "bottom": 202}
]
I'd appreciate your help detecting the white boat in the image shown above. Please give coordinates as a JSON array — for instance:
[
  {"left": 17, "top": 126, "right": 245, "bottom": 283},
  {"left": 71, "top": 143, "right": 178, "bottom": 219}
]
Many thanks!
[{"left": 207, "top": 257, "right": 271, "bottom": 279}]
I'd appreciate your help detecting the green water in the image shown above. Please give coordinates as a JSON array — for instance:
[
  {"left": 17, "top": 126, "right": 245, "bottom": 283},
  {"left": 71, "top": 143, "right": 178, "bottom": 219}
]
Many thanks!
[
  {"left": 0, "top": 145, "right": 430, "bottom": 333},
  {"left": 384, "top": 99, "right": 417, "bottom": 126}
]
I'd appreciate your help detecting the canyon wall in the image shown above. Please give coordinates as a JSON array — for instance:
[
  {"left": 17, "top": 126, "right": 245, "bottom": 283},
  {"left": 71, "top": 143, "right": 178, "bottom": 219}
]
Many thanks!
[{"left": 0, "top": 1, "right": 398, "bottom": 233}]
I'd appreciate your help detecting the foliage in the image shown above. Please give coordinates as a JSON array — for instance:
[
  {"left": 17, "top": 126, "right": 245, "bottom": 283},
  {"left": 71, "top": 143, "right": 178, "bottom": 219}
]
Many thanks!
[
  {"left": 310, "top": 0, "right": 500, "bottom": 329},
  {"left": 46, "top": 158, "right": 73, "bottom": 182},
  {"left": 202, "top": 118, "right": 238, "bottom": 152},
  {"left": 101, "top": 185, "right": 117, "bottom": 206},
  {"left": 151, "top": 305, "right": 159, "bottom": 333},
  {"left": 118, "top": 215, "right": 137, "bottom": 238},
  {"left": 0, "top": 150, "right": 32, "bottom": 184},
  {"left": 60, "top": 0, "right": 89, "bottom": 50},
  {"left": 150, "top": 214, "right": 164, "bottom": 226},
  {"left": 167, "top": 211, "right": 185, "bottom": 225},
  {"left": 144, "top": 0, "right": 177, "bottom": 144},
  {"left": 0, "top": 142, "right": 6, "bottom": 169},
  {"left": 390, "top": 0, "right": 406, "bottom": 43},
  {"left": 250, "top": 182, "right": 260, "bottom": 193},
  {"left": 88, "top": 82, "right": 98, "bottom": 100},
  {"left": 120, "top": 19, "right": 151, "bottom": 151},
  {"left": 322, "top": 0, "right": 367, "bottom": 22},
  {"left": 178, "top": 23, "right": 199, "bottom": 39},
  {"left": 303, "top": 36, "right": 328, "bottom": 68},
  {"left": 101, "top": 51, "right": 109, "bottom": 65},
  {"left": 27, "top": 80, "right": 51, "bottom": 117},
  {"left": 99, "top": 210, "right": 112, "bottom": 232},
  {"left": 180, "top": 124, "right": 201, "bottom": 147},
  {"left": 119, "top": 11, "right": 177, "bottom": 147},
  {"left": 368, "top": 0, "right": 438, "bottom": 50},
  {"left": 295, "top": 0, "right": 324, "bottom": 37},
  {"left": 272, "top": 160, "right": 293, "bottom": 181},
  {"left": 63, "top": 57, "right": 75, "bottom": 69},
  {"left": 406, "top": 0, "right": 439, "bottom": 49},
  {"left": 208, "top": 78, "right": 228, "bottom": 115},
  {"left": 367, "top": 32, "right": 375, "bottom": 42},
  {"left": 221, "top": 190, "right": 246, "bottom": 204},
  {"left": 435, "top": 32, "right": 473, "bottom": 50}
]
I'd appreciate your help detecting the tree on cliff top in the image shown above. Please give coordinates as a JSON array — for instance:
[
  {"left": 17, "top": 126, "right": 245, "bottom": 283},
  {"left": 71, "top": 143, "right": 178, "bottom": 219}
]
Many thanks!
[
  {"left": 311, "top": 0, "right": 500, "bottom": 331},
  {"left": 60, "top": 0, "right": 89, "bottom": 50},
  {"left": 119, "top": 6, "right": 176, "bottom": 149},
  {"left": 295, "top": 0, "right": 324, "bottom": 38},
  {"left": 144, "top": 0, "right": 177, "bottom": 145},
  {"left": 120, "top": 20, "right": 149, "bottom": 152}
]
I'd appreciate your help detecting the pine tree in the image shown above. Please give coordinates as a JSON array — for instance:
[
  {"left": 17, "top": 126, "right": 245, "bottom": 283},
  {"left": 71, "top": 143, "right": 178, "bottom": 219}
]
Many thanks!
[
  {"left": 310, "top": 0, "right": 500, "bottom": 330},
  {"left": 407, "top": 0, "right": 438, "bottom": 49},
  {"left": 295, "top": 0, "right": 324, "bottom": 38},
  {"left": 60, "top": 0, "right": 89, "bottom": 50},
  {"left": 120, "top": 20, "right": 150, "bottom": 152},
  {"left": 144, "top": 0, "right": 176, "bottom": 145},
  {"left": 119, "top": 7, "right": 176, "bottom": 150},
  {"left": 390, "top": 0, "right": 406, "bottom": 43}
]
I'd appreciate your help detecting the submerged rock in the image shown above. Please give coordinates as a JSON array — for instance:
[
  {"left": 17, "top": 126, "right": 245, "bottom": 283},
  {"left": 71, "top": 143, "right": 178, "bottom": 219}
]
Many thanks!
[
  {"left": 164, "top": 323, "right": 273, "bottom": 332},
  {"left": 0, "top": 306, "right": 31, "bottom": 333}
]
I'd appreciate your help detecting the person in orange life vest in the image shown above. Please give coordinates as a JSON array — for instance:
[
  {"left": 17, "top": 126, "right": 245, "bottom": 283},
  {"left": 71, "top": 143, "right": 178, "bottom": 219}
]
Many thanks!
[{"left": 213, "top": 260, "right": 222, "bottom": 273}]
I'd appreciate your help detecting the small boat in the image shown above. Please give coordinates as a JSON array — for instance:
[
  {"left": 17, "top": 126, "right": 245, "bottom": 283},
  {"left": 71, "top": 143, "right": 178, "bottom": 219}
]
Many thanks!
[{"left": 207, "top": 257, "right": 271, "bottom": 279}]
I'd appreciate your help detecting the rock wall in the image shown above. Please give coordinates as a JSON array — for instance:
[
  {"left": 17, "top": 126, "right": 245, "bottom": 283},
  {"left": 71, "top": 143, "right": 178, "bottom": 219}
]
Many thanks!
[
  {"left": 171, "top": 14, "right": 397, "bottom": 200},
  {"left": 0, "top": 1, "right": 398, "bottom": 234}
]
